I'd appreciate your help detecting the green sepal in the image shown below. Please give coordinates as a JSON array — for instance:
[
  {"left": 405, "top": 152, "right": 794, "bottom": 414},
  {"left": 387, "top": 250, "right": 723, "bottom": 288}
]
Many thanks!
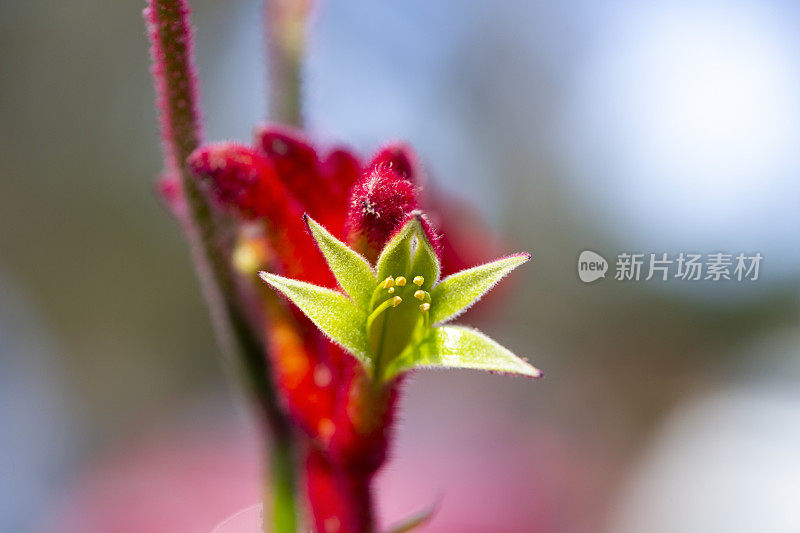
[
  {"left": 429, "top": 253, "right": 530, "bottom": 325},
  {"left": 376, "top": 217, "right": 416, "bottom": 282},
  {"left": 386, "top": 325, "right": 541, "bottom": 379},
  {"left": 409, "top": 217, "right": 440, "bottom": 291},
  {"left": 259, "top": 271, "right": 372, "bottom": 368},
  {"left": 305, "top": 215, "right": 376, "bottom": 308},
  {"left": 376, "top": 214, "right": 441, "bottom": 289}
]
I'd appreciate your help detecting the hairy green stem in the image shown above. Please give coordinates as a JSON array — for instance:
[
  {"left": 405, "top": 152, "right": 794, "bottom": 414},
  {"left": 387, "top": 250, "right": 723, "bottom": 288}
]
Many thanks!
[{"left": 146, "top": 2, "right": 298, "bottom": 531}]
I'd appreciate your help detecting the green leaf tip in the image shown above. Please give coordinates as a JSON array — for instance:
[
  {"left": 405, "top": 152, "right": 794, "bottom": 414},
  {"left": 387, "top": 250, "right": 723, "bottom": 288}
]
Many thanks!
[
  {"left": 429, "top": 252, "right": 531, "bottom": 325},
  {"left": 258, "top": 270, "right": 371, "bottom": 367},
  {"left": 304, "top": 214, "right": 376, "bottom": 307},
  {"left": 387, "top": 325, "right": 542, "bottom": 379}
]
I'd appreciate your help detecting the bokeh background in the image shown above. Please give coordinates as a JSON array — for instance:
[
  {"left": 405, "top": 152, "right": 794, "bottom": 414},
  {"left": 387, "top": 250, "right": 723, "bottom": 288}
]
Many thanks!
[{"left": 2, "top": 0, "right": 800, "bottom": 531}]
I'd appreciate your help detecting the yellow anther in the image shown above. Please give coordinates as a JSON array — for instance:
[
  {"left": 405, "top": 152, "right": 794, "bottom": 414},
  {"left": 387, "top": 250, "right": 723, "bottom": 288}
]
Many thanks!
[
  {"left": 419, "top": 303, "right": 430, "bottom": 312},
  {"left": 382, "top": 277, "right": 395, "bottom": 289},
  {"left": 387, "top": 287, "right": 395, "bottom": 294},
  {"left": 396, "top": 276, "right": 407, "bottom": 286},
  {"left": 413, "top": 276, "right": 424, "bottom": 286},
  {"left": 367, "top": 296, "right": 402, "bottom": 330},
  {"left": 414, "top": 290, "right": 426, "bottom": 300}
]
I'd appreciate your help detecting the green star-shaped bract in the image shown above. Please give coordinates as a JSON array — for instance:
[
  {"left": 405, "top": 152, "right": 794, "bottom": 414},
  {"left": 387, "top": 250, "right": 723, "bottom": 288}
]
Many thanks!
[{"left": 259, "top": 214, "right": 541, "bottom": 383}]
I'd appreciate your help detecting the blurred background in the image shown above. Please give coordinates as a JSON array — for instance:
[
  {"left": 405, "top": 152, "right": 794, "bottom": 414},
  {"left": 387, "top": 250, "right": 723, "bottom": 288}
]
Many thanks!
[{"left": 2, "top": 0, "right": 800, "bottom": 531}]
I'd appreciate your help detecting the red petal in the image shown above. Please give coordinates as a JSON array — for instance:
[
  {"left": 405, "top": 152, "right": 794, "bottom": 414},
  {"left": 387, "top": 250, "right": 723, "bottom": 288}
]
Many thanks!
[
  {"left": 254, "top": 126, "right": 323, "bottom": 206},
  {"left": 266, "top": 313, "right": 338, "bottom": 438},
  {"left": 255, "top": 125, "right": 359, "bottom": 236},
  {"left": 320, "top": 148, "right": 363, "bottom": 236}
]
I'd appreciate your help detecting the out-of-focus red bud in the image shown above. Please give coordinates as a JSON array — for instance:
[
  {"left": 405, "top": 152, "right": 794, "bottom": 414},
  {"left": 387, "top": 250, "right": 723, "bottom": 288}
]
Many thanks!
[
  {"left": 187, "top": 142, "right": 331, "bottom": 283},
  {"left": 187, "top": 143, "right": 280, "bottom": 219}
]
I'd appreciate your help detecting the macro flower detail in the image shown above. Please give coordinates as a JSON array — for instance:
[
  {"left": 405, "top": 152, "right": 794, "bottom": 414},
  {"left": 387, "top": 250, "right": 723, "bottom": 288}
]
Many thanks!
[
  {"left": 260, "top": 214, "right": 542, "bottom": 383},
  {"left": 144, "top": 2, "right": 542, "bottom": 528}
]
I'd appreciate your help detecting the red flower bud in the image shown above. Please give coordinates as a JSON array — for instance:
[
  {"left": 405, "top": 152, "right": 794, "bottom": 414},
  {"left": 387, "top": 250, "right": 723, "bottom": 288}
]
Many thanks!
[
  {"left": 368, "top": 141, "right": 421, "bottom": 183},
  {"left": 345, "top": 164, "right": 418, "bottom": 251},
  {"left": 187, "top": 143, "right": 281, "bottom": 218}
]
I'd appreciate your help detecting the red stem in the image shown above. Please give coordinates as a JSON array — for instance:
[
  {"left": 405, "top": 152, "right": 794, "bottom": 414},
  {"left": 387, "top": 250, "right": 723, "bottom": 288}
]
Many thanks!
[
  {"left": 144, "top": 1, "right": 298, "bottom": 531},
  {"left": 306, "top": 448, "right": 375, "bottom": 533}
]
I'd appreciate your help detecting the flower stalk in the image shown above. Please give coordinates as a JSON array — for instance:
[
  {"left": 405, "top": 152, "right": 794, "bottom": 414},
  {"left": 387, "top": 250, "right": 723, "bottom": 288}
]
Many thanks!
[
  {"left": 263, "top": 0, "right": 312, "bottom": 126},
  {"left": 144, "top": 2, "right": 297, "bottom": 531}
]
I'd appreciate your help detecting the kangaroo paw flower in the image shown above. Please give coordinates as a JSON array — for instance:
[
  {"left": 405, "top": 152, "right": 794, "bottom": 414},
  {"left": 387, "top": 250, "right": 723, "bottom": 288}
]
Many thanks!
[{"left": 260, "top": 214, "right": 541, "bottom": 383}]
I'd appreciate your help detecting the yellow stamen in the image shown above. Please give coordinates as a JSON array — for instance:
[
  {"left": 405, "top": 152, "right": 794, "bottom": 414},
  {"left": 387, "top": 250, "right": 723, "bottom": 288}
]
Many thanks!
[
  {"left": 367, "top": 296, "right": 403, "bottom": 331},
  {"left": 414, "top": 290, "right": 426, "bottom": 300},
  {"left": 387, "top": 287, "right": 395, "bottom": 294},
  {"left": 413, "top": 276, "right": 424, "bottom": 286},
  {"left": 382, "top": 277, "right": 395, "bottom": 289},
  {"left": 419, "top": 303, "right": 430, "bottom": 312},
  {"left": 396, "top": 276, "right": 407, "bottom": 286}
]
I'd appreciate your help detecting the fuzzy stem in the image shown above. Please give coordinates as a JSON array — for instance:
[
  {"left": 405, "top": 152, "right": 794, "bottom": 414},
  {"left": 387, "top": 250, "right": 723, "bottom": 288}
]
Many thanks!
[
  {"left": 144, "top": 2, "right": 298, "bottom": 531},
  {"left": 263, "top": 0, "right": 311, "bottom": 126}
]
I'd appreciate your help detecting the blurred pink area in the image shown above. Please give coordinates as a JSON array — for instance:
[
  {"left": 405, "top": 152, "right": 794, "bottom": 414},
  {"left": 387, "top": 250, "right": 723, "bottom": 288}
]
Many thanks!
[
  {"left": 46, "top": 403, "right": 606, "bottom": 533},
  {"left": 46, "top": 421, "right": 261, "bottom": 533}
]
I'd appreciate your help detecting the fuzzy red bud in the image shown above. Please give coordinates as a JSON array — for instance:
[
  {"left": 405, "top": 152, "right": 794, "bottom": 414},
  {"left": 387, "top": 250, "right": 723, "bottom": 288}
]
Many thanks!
[{"left": 345, "top": 165, "right": 418, "bottom": 250}]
